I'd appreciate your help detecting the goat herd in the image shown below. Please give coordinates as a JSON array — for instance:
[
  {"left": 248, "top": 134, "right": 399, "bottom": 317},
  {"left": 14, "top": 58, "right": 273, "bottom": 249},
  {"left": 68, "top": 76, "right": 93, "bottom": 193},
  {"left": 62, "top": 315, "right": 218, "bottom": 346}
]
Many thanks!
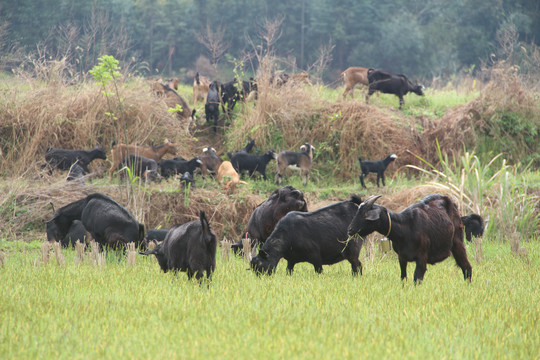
[
  {"left": 43, "top": 137, "right": 485, "bottom": 284},
  {"left": 41, "top": 68, "right": 484, "bottom": 284}
]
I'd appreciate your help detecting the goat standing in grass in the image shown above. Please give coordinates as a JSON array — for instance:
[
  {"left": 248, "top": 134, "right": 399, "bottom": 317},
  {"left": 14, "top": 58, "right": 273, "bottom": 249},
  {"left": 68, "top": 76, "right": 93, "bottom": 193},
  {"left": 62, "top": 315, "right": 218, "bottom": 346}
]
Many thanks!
[
  {"left": 348, "top": 194, "right": 472, "bottom": 284},
  {"left": 358, "top": 153, "right": 397, "bottom": 188},
  {"left": 275, "top": 143, "right": 315, "bottom": 186}
]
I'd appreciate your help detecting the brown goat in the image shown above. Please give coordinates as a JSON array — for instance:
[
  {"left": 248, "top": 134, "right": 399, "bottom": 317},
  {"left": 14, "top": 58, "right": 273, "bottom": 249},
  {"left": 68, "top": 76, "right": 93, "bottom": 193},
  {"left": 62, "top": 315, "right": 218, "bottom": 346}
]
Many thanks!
[
  {"left": 109, "top": 139, "right": 177, "bottom": 180},
  {"left": 199, "top": 146, "right": 223, "bottom": 179},
  {"left": 217, "top": 161, "right": 247, "bottom": 190},
  {"left": 275, "top": 143, "right": 315, "bottom": 186},
  {"left": 341, "top": 67, "right": 370, "bottom": 100},
  {"left": 192, "top": 72, "right": 211, "bottom": 105}
]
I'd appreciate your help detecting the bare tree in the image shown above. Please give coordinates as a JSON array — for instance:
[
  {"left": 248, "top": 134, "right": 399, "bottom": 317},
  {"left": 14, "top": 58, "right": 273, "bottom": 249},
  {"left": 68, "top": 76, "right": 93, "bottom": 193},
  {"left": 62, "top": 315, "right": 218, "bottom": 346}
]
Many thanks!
[
  {"left": 308, "top": 39, "right": 335, "bottom": 84},
  {"left": 197, "top": 22, "right": 230, "bottom": 77}
]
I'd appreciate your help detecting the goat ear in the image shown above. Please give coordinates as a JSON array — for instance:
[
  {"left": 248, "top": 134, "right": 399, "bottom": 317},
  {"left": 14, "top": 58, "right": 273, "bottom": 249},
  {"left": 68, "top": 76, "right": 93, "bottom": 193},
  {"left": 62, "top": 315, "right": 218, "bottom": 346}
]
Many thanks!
[{"left": 366, "top": 208, "right": 381, "bottom": 221}]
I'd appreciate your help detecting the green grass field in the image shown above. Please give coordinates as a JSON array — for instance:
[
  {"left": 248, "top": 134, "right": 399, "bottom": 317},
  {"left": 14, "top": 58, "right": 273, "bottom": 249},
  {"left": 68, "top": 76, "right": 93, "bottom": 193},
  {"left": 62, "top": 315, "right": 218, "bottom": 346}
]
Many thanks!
[{"left": 1, "top": 239, "right": 538, "bottom": 359}]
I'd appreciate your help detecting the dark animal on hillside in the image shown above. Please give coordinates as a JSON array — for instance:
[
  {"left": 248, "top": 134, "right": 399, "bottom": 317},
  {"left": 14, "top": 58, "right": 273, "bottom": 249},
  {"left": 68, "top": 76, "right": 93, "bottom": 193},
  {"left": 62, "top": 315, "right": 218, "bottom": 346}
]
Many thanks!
[
  {"left": 232, "top": 186, "right": 308, "bottom": 253},
  {"left": 109, "top": 139, "right": 177, "bottom": 180},
  {"left": 159, "top": 157, "right": 202, "bottom": 178},
  {"left": 43, "top": 146, "right": 106, "bottom": 174},
  {"left": 461, "top": 214, "right": 485, "bottom": 242},
  {"left": 144, "top": 228, "right": 169, "bottom": 243},
  {"left": 66, "top": 163, "right": 85, "bottom": 183},
  {"left": 220, "top": 78, "right": 257, "bottom": 113},
  {"left": 179, "top": 171, "right": 195, "bottom": 188},
  {"left": 358, "top": 153, "right": 397, "bottom": 188},
  {"left": 119, "top": 154, "right": 161, "bottom": 182},
  {"left": 250, "top": 195, "right": 364, "bottom": 276},
  {"left": 140, "top": 211, "right": 217, "bottom": 281},
  {"left": 275, "top": 143, "right": 315, "bottom": 186},
  {"left": 193, "top": 72, "right": 211, "bottom": 105},
  {"left": 341, "top": 67, "right": 369, "bottom": 100},
  {"left": 46, "top": 193, "right": 145, "bottom": 250},
  {"left": 199, "top": 146, "right": 222, "bottom": 179},
  {"left": 366, "top": 69, "right": 424, "bottom": 109},
  {"left": 347, "top": 194, "right": 472, "bottom": 284},
  {"left": 227, "top": 138, "right": 256, "bottom": 160},
  {"left": 230, "top": 150, "right": 277, "bottom": 180},
  {"left": 205, "top": 80, "right": 220, "bottom": 132}
]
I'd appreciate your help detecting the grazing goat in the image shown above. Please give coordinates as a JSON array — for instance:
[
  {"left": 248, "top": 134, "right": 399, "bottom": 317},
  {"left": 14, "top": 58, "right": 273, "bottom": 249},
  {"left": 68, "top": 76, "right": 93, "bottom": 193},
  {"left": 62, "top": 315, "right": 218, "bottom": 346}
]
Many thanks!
[
  {"left": 462, "top": 214, "right": 485, "bottom": 242},
  {"left": 341, "top": 67, "right": 369, "bottom": 100},
  {"left": 47, "top": 193, "right": 145, "bottom": 249},
  {"left": 347, "top": 194, "right": 472, "bottom": 284},
  {"left": 366, "top": 69, "right": 424, "bottom": 109},
  {"left": 193, "top": 72, "right": 210, "bottom": 105},
  {"left": 140, "top": 211, "right": 217, "bottom": 281},
  {"left": 220, "top": 78, "right": 257, "bottom": 113},
  {"left": 205, "top": 80, "right": 220, "bottom": 133},
  {"left": 66, "top": 163, "right": 85, "bottom": 183},
  {"left": 109, "top": 139, "right": 177, "bottom": 180},
  {"left": 159, "top": 157, "right": 202, "bottom": 178},
  {"left": 143, "top": 228, "right": 169, "bottom": 249},
  {"left": 250, "top": 195, "right": 364, "bottom": 276},
  {"left": 358, "top": 153, "right": 397, "bottom": 188},
  {"left": 230, "top": 150, "right": 277, "bottom": 180},
  {"left": 232, "top": 186, "right": 308, "bottom": 253},
  {"left": 217, "top": 161, "right": 248, "bottom": 189},
  {"left": 180, "top": 171, "right": 195, "bottom": 188},
  {"left": 43, "top": 146, "right": 106, "bottom": 174},
  {"left": 47, "top": 218, "right": 88, "bottom": 248},
  {"left": 199, "top": 147, "right": 222, "bottom": 179},
  {"left": 119, "top": 154, "right": 161, "bottom": 182},
  {"left": 275, "top": 143, "right": 315, "bottom": 186}
]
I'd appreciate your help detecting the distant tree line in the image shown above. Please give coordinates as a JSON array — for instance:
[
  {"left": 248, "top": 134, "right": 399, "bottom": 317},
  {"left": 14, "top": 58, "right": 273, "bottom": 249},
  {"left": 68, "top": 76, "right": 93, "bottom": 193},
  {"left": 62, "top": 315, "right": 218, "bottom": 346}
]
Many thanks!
[{"left": 1, "top": 0, "right": 539, "bottom": 81}]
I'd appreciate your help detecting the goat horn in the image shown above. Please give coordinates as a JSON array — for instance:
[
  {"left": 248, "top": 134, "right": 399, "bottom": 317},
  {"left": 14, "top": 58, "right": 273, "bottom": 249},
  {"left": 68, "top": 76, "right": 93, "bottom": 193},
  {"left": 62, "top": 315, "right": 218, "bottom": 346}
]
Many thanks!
[{"left": 363, "top": 195, "right": 382, "bottom": 207}]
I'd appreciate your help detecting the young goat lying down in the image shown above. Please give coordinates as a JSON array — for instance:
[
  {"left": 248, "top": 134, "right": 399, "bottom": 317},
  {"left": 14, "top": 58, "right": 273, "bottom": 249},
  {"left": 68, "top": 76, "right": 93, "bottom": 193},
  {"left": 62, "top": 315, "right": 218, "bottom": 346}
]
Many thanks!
[
  {"left": 348, "top": 194, "right": 472, "bottom": 284},
  {"left": 358, "top": 153, "right": 397, "bottom": 188},
  {"left": 217, "top": 161, "right": 247, "bottom": 189}
]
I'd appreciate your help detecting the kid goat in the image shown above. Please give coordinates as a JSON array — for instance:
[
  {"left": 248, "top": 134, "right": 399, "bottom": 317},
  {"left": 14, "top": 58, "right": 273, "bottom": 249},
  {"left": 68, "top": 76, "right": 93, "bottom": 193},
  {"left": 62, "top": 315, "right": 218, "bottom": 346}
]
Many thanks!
[{"left": 358, "top": 153, "right": 397, "bottom": 188}]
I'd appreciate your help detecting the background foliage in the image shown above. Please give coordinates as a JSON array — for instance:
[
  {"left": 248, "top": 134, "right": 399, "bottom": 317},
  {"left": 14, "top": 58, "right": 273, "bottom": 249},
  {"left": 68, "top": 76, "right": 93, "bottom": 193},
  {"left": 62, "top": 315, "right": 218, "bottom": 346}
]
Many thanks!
[{"left": 1, "top": 0, "right": 540, "bottom": 80}]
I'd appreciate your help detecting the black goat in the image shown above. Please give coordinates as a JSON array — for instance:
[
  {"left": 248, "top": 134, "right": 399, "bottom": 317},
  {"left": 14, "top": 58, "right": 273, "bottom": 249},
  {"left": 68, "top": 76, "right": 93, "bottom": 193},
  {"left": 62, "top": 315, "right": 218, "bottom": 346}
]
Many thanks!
[
  {"left": 205, "top": 80, "right": 220, "bottom": 133},
  {"left": 159, "top": 157, "right": 202, "bottom": 178},
  {"left": 275, "top": 143, "right": 315, "bottom": 186},
  {"left": 220, "top": 78, "right": 256, "bottom": 113},
  {"left": 250, "top": 195, "right": 363, "bottom": 276},
  {"left": 461, "top": 214, "right": 485, "bottom": 242},
  {"left": 119, "top": 154, "right": 161, "bottom": 182},
  {"left": 179, "top": 171, "right": 195, "bottom": 188},
  {"left": 43, "top": 146, "right": 106, "bottom": 174},
  {"left": 230, "top": 150, "right": 277, "bottom": 180},
  {"left": 347, "top": 194, "right": 472, "bottom": 284},
  {"left": 227, "top": 138, "right": 256, "bottom": 160},
  {"left": 358, "top": 153, "right": 397, "bottom": 188},
  {"left": 232, "top": 186, "right": 308, "bottom": 253},
  {"left": 366, "top": 69, "right": 424, "bottom": 109},
  {"left": 140, "top": 211, "right": 217, "bottom": 281},
  {"left": 47, "top": 193, "right": 145, "bottom": 249}
]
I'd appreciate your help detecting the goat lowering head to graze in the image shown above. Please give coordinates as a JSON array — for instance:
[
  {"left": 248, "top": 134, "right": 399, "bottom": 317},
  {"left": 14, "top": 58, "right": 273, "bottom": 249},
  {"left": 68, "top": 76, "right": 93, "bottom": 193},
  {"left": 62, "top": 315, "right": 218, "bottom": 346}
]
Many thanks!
[
  {"left": 205, "top": 80, "right": 220, "bottom": 133},
  {"left": 347, "top": 194, "right": 472, "bottom": 284},
  {"left": 358, "top": 153, "right": 397, "bottom": 188},
  {"left": 275, "top": 143, "right": 315, "bottom": 186},
  {"left": 193, "top": 72, "right": 211, "bottom": 105},
  {"left": 217, "top": 161, "right": 248, "bottom": 190},
  {"left": 340, "top": 67, "right": 369, "bottom": 100},
  {"left": 366, "top": 69, "right": 424, "bottom": 109},
  {"left": 199, "top": 146, "right": 222, "bottom": 179},
  {"left": 140, "top": 210, "right": 217, "bottom": 281},
  {"left": 119, "top": 154, "right": 161, "bottom": 182},
  {"left": 461, "top": 214, "right": 485, "bottom": 242},
  {"left": 231, "top": 185, "right": 308, "bottom": 254},
  {"left": 109, "top": 139, "right": 177, "bottom": 180},
  {"left": 43, "top": 146, "right": 106, "bottom": 175},
  {"left": 159, "top": 157, "right": 202, "bottom": 178},
  {"left": 250, "top": 195, "right": 363, "bottom": 276}
]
